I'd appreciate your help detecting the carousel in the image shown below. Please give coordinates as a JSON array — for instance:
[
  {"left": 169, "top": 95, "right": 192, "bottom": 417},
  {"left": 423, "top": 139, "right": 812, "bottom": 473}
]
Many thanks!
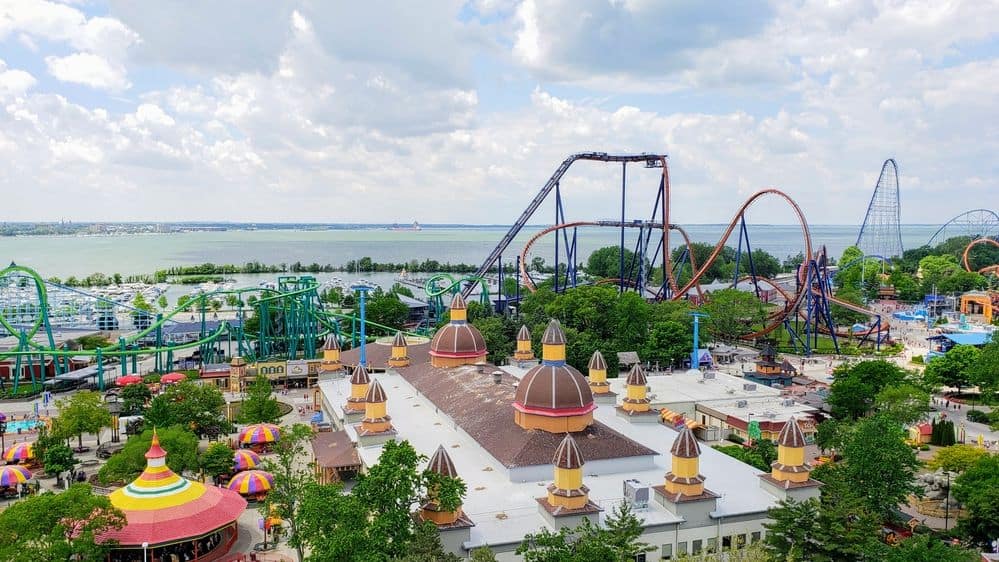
[{"left": 105, "top": 431, "right": 247, "bottom": 562}]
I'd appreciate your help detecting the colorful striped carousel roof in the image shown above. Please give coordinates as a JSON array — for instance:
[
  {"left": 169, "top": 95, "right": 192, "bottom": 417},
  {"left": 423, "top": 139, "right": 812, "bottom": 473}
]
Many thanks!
[{"left": 106, "top": 431, "right": 246, "bottom": 547}]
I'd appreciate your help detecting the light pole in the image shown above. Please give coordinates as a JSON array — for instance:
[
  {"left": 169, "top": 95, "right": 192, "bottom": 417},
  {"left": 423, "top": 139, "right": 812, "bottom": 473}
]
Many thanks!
[
  {"left": 0, "top": 413, "right": 6, "bottom": 454},
  {"left": 142, "top": 541, "right": 149, "bottom": 562}
]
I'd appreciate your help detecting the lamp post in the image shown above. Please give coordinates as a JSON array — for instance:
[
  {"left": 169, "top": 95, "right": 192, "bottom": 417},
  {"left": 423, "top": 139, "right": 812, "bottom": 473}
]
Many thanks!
[
  {"left": 0, "top": 413, "right": 7, "bottom": 453},
  {"left": 142, "top": 541, "right": 149, "bottom": 562}
]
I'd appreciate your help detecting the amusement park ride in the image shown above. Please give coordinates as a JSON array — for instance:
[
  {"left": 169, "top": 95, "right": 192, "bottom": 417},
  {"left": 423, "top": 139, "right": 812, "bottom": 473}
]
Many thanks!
[{"left": 2, "top": 154, "right": 997, "bottom": 394}]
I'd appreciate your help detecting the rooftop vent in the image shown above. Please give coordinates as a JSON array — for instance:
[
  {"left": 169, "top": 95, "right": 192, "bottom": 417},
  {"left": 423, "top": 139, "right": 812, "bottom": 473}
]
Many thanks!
[
  {"left": 782, "top": 399, "right": 795, "bottom": 407},
  {"left": 743, "top": 383, "right": 757, "bottom": 391},
  {"left": 736, "top": 400, "right": 748, "bottom": 408},
  {"left": 702, "top": 372, "right": 716, "bottom": 380}
]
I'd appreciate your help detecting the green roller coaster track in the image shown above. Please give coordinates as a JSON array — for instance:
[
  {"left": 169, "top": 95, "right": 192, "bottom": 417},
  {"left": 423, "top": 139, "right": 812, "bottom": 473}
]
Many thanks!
[
  {"left": 423, "top": 273, "right": 491, "bottom": 318},
  {"left": 0, "top": 264, "right": 425, "bottom": 394}
]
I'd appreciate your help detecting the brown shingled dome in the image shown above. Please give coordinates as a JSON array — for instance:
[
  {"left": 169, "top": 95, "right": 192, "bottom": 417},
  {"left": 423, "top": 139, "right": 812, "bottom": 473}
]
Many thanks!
[
  {"left": 429, "top": 323, "right": 487, "bottom": 357},
  {"left": 671, "top": 427, "right": 701, "bottom": 458},
  {"left": 514, "top": 364, "right": 595, "bottom": 412},
  {"left": 427, "top": 445, "right": 458, "bottom": 477},
  {"left": 365, "top": 380, "right": 387, "bottom": 403},
  {"left": 541, "top": 319, "right": 567, "bottom": 345},
  {"left": 777, "top": 417, "right": 806, "bottom": 448},
  {"left": 392, "top": 331, "right": 407, "bottom": 347},
  {"left": 517, "top": 324, "right": 531, "bottom": 341},
  {"left": 626, "top": 363, "right": 647, "bottom": 386},
  {"left": 588, "top": 351, "right": 607, "bottom": 371},
  {"left": 553, "top": 433, "right": 584, "bottom": 469},
  {"left": 350, "top": 365, "right": 370, "bottom": 385},
  {"left": 323, "top": 334, "right": 340, "bottom": 351}
]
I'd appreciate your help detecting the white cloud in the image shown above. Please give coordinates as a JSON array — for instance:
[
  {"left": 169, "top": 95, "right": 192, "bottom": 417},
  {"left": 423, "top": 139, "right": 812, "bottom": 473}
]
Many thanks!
[
  {"left": 0, "top": 59, "right": 37, "bottom": 97},
  {"left": 45, "top": 52, "right": 131, "bottom": 91}
]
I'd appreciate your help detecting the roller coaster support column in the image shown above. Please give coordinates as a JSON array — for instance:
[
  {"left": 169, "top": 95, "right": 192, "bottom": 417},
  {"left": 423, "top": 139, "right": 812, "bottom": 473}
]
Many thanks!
[
  {"left": 620, "top": 162, "right": 627, "bottom": 294},
  {"left": 732, "top": 217, "right": 761, "bottom": 297},
  {"left": 96, "top": 348, "right": 104, "bottom": 391},
  {"left": 690, "top": 312, "right": 707, "bottom": 369},
  {"left": 120, "top": 337, "right": 127, "bottom": 376},
  {"left": 352, "top": 284, "right": 372, "bottom": 367},
  {"left": 155, "top": 313, "right": 163, "bottom": 373}
]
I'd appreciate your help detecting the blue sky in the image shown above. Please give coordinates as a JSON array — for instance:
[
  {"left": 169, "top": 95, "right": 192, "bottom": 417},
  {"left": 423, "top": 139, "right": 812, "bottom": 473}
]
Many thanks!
[{"left": 0, "top": 0, "right": 996, "bottom": 226}]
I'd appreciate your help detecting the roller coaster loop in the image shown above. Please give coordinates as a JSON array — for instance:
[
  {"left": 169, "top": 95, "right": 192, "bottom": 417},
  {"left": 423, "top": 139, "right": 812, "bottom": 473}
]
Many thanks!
[
  {"left": 962, "top": 237, "right": 999, "bottom": 275},
  {"left": 424, "top": 273, "right": 490, "bottom": 318}
]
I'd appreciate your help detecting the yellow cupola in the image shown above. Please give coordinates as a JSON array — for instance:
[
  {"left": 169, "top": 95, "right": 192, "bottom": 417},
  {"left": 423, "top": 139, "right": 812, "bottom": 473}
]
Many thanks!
[
  {"left": 360, "top": 380, "right": 392, "bottom": 434},
  {"left": 344, "top": 364, "right": 370, "bottom": 414},
  {"left": 587, "top": 350, "right": 610, "bottom": 394},
  {"left": 620, "top": 363, "right": 651, "bottom": 413},
  {"left": 388, "top": 331, "right": 410, "bottom": 368},
  {"left": 546, "top": 433, "right": 591, "bottom": 510},
  {"left": 514, "top": 325, "right": 535, "bottom": 361},
  {"left": 320, "top": 335, "right": 342, "bottom": 372},
  {"left": 771, "top": 417, "right": 811, "bottom": 483},
  {"left": 664, "top": 427, "right": 706, "bottom": 497}
]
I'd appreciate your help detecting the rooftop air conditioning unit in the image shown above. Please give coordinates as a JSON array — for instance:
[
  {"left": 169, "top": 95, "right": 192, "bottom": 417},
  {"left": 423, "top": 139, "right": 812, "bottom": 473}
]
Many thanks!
[
  {"left": 736, "top": 400, "right": 748, "bottom": 408},
  {"left": 743, "top": 383, "right": 757, "bottom": 391},
  {"left": 782, "top": 399, "right": 795, "bottom": 407},
  {"left": 726, "top": 388, "right": 735, "bottom": 394},
  {"left": 623, "top": 479, "right": 650, "bottom": 509},
  {"left": 702, "top": 372, "right": 716, "bottom": 380}
]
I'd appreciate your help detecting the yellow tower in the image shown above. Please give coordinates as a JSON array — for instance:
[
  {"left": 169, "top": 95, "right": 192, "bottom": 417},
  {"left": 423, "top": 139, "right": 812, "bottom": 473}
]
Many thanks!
[
  {"left": 229, "top": 356, "right": 247, "bottom": 392},
  {"left": 620, "top": 363, "right": 651, "bottom": 413},
  {"left": 320, "top": 335, "right": 342, "bottom": 373},
  {"left": 513, "top": 325, "right": 535, "bottom": 361},
  {"left": 664, "top": 427, "right": 706, "bottom": 497},
  {"left": 587, "top": 350, "right": 610, "bottom": 395},
  {"left": 388, "top": 331, "right": 410, "bottom": 368},
  {"left": 771, "top": 417, "right": 811, "bottom": 483},
  {"left": 344, "top": 364, "right": 370, "bottom": 414},
  {"left": 420, "top": 445, "right": 467, "bottom": 526},
  {"left": 360, "top": 380, "right": 392, "bottom": 434},
  {"left": 545, "top": 434, "right": 592, "bottom": 510}
]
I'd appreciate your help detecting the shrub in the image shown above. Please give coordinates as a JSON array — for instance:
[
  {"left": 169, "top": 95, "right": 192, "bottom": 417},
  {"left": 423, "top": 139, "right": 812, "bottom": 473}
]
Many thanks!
[
  {"left": 966, "top": 409, "right": 989, "bottom": 424},
  {"left": 919, "top": 444, "right": 930, "bottom": 451},
  {"left": 728, "top": 433, "right": 745, "bottom": 444}
]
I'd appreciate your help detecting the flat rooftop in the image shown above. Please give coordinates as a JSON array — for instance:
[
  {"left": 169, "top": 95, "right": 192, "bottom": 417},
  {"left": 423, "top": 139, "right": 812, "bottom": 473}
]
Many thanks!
[
  {"left": 608, "top": 369, "right": 781, "bottom": 405},
  {"left": 697, "top": 396, "right": 818, "bottom": 424},
  {"left": 318, "top": 370, "right": 783, "bottom": 551}
]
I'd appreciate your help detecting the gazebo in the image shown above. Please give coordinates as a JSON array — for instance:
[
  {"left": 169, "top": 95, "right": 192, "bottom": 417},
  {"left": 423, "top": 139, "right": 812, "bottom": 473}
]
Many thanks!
[{"left": 106, "top": 431, "right": 247, "bottom": 561}]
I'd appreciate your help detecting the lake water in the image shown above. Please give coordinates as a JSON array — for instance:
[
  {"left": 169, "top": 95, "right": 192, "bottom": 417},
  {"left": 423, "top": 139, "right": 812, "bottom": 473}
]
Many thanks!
[{"left": 0, "top": 225, "right": 942, "bottom": 280}]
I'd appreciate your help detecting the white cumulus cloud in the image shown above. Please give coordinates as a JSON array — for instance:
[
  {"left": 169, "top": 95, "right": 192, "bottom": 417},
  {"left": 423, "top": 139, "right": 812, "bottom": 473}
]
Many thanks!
[{"left": 45, "top": 52, "right": 131, "bottom": 91}]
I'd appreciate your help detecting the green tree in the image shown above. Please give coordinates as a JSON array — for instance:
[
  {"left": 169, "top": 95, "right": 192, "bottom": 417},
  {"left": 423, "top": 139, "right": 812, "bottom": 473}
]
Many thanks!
[
  {"left": 54, "top": 390, "right": 112, "bottom": 448},
  {"left": 144, "top": 381, "right": 230, "bottom": 437},
  {"left": 239, "top": 374, "right": 282, "bottom": 424},
  {"left": 701, "top": 288, "right": 767, "bottom": 342},
  {"left": 827, "top": 360, "right": 909, "bottom": 420},
  {"left": 874, "top": 383, "right": 930, "bottom": 425},
  {"left": 177, "top": 294, "right": 193, "bottom": 312},
  {"left": 882, "top": 534, "right": 978, "bottom": 562},
  {"left": 951, "top": 453, "right": 999, "bottom": 548},
  {"left": 157, "top": 295, "right": 169, "bottom": 309},
  {"left": 365, "top": 293, "right": 409, "bottom": 332},
  {"left": 469, "top": 546, "right": 499, "bottom": 561},
  {"left": 642, "top": 320, "right": 692, "bottom": 368},
  {"left": 926, "top": 445, "right": 990, "bottom": 473},
  {"left": 120, "top": 382, "right": 152, "bottom": 416},
  {"left": 585, "top": 245, "right": 646, "bottom": 280},
  {"left": 968, "top": 339, "right": 999, "bottom": 397},
  {"left": 517, "top": 501, "right": 651, "bottom": 562},
  {"left": 390, "top": 521, "right": 461, "bottom": 562},
  {"left": 841, "top": 415, "right": 920, "bottom": 518},
  {"left": 831, "top": 286, "right": 870, "bottom": 326},
  {"left": 97, "top": 426, "right": 199, "bottom": 485},
  {"left": 0, "top": 484, "right": 126, "bottom": 562},
  {"left": 42, "top": 443, "right": 77, "bottom": 483},
  {"left": 924, "top": 345, "right": 980, "bottom": 392},
  {"left": 262, "top": 424, "right": 315, "bottom": 562},
  {"left": 473, "top": 315, "right": 517, "bottom": 365},
  {"left": 814, "top": 418, "right": 851, "bottom": 454},
  {"left": 200, "top": 442, "right": 235, "bottom": 483}
]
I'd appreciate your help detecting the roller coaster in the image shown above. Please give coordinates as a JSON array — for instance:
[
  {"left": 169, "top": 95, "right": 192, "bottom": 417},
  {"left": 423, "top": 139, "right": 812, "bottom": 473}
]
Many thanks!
[
  {"left": 0, "top": 264, "right": 420, "bottom": 393},
  {"left": 963, "top": 237, "right": 999, "bottom": 276},
  {"left": 472, "top": 152, "right": 892, "bottom": 354}
]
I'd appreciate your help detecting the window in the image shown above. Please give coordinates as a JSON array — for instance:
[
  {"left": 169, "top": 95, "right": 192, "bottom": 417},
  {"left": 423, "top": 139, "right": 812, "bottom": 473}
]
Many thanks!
[
  {"left": 692, "top": 539, "right": 703, "bottom": 554},
  {"left": 736, "top": 534, "right": 747, "bottom": 548},
  {"left": 677, "top": 542, "right": 688, "bottom": 555},
  {"left": 634, "top": 555, "right": 646, "bottom": 562},
  {"left": 706, "top": 537, "right": 717, "bottom": 553},
  {"left": 751, "top": 531, "right": 762, "bottom": 543},
  {"left": 722, "top": 535, "right": 732, "bottom": 549},
  {"left": 661, "top": 544, "right": 673, "bottom": 560}
]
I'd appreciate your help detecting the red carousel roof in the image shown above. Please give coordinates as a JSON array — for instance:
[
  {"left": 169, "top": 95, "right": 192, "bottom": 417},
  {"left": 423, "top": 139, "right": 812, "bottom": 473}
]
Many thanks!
[{"left": 106, "top": 432, "right": 246, "bottom": 547}]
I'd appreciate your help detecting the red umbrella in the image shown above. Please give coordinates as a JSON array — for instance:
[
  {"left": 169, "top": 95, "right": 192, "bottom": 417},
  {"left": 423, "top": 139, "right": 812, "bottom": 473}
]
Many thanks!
[
  {"left": 115, "top": 375, "right": 143, "bottom": 387},
  {"left": 160, "top": 372, "right": 187, "bottom": 384}
]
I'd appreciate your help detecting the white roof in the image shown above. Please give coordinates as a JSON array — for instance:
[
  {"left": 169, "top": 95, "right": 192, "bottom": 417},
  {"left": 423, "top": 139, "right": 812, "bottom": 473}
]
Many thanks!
[
  {"left": 698, "top": 396, "right": 818, "bottom": 424},
  {"left": 318, "top": 370, "right": 782, "bottom": 550},
  {"left": 609, "top": 369, "right": 781, "bottom": 405}
]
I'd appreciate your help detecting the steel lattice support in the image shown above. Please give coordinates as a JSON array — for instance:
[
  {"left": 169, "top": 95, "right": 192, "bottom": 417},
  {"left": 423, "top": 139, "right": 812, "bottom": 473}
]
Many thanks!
[{"left": 856, "top": 159, "right": 904, "bottom": 258}]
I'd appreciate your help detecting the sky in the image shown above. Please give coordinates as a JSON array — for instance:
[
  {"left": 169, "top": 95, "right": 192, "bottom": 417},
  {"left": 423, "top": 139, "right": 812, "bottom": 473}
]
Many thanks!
[{"left": 0, "top": 0, "right": 996, "bottom": 225}]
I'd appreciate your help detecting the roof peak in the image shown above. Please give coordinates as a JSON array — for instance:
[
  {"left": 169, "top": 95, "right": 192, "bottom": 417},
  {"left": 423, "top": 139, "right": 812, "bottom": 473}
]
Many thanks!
[
  {"left": 517, "top": 324, "right": 531, "bottom": 341},
  {"left": 553, "top": 433, "right": 584, "bottom": 469},
  {"left": 323, "top": 334, "right": 340, "bottom": 351},
  {"left": 541, "top": 319, "right": 567, "bottom": 345},
  {"left": 588, "top": 350, "right": 607, "bottom": 371},
  {"left": 145, "top": 429, "right": 167, "bottom": 459},
  {"left": 427, "top": 445, "right": 459, "bottom": 478},
  {"left": 777, "top": 417, "right": 807, "bottom": 448},
  {"left": 393, "top": 331, "right": 407, "bottom": 347},
  {"left": 671, "top": 427, "right": 701, "bottom": 458},
  {"left": 365, "top": 380, "right": 387, "bottom": 403},
  {"left": 350, "top": 364, "right": 370, "bottom": 385},
  {"left": 449, "top": 292, "right": 467, "bottom": 311},
  {"left": 626, "top": 363, "right": 647, "bottom": 385}
]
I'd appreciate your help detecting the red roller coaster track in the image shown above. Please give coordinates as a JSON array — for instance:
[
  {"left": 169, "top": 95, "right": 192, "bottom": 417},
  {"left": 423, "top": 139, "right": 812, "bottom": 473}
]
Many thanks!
[{"left": 962, "top": 237, "right": 999, "bottom": 275}]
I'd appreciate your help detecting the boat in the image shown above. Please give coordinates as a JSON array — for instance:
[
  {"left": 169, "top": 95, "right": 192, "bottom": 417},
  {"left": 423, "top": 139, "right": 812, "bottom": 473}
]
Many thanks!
[{"left": 390, "top": 221, "right": 422, "bottom": 232}]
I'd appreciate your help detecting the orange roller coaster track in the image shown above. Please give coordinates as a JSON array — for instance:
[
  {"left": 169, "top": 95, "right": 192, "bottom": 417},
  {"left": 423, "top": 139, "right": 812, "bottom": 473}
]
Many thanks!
[{"left": 962, "top": 237, "right": 999, "bottom": 275}]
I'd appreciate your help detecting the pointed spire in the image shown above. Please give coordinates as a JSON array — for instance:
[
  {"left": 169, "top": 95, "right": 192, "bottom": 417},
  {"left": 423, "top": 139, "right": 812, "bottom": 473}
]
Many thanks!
[
  {"left": 588, "top": 350, "right": 607, "bottom": 371},
  {"left": 323, "top": 334, "right": 340, "bottom": 351},
  {"left": 392, "top": 331, "right": 407, "bottom": 347},
  {"left": 541, "top": 319, "right": 567, "bottom": 345},
  {"left": 427, "top": 445, "right": 458, "bottom": 478},
  {"left": 777, "top": 417, "right": 806, "bottom": 448},
  {"left": 350, "top": 364, "right": 370, "bottom": 385},
  {"left": 449, "top": 292, "right": 467, "bottom": 311},
  {"left": 671, "top": 427, "right": 701, "bottom": 458},
  {"left": 364, "top": 380, "right": 387, "bottom": 403},
  {"left": 552, "top": 433, "right": 584, "bottom": 469},
  {"left": 517, "top": 324, "right": 531, "bottom": 341},
  {"left": 626, "top": 363, "right": 647, "bottom": 386},
  {"left": 145, "top": 429, "right": 167, "bottom": 459}
]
